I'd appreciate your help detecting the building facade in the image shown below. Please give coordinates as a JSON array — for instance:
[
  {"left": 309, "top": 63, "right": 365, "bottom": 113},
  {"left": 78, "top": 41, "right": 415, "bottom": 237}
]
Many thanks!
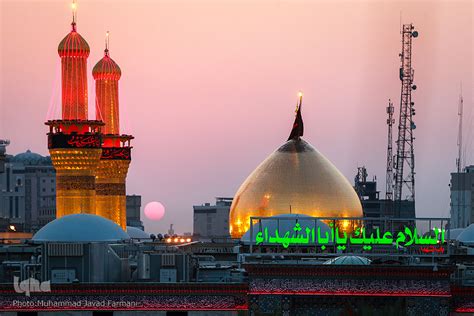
[
  {"left": 193, "top": 197, "right": 232, "bottom": 239},
  {"left": 451, "top": 165, "right": 474, "bottom": 228},
  {"left": 0, "top": 150, "right": 56, "bottom": 232},
  {"left": 126, "top": 194, "right": 143, "bottom": 230}
]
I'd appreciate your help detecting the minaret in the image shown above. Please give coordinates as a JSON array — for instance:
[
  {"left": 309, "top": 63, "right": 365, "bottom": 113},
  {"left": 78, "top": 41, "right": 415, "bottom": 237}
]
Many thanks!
[
  {"left": 59, "top": 0, "right": 89, "bottom": 120},
  {"left": 93, "top": 32, "right": 133, "bottom": 230},
  {"left": 45, "top": 1, "right": 103, "bottom": 218}
]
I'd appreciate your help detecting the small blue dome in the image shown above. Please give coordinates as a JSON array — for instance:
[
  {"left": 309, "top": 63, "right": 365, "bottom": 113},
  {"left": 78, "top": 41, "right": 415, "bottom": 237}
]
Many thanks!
[
  {"left": 324, "top": 255, "right": 371, "bottom": 265},
  {"left": 457, "top": 224, "right": 474, "bottom": 246},
  {"left": 11, "top": 150, "right": 50, "bottom": 165},
  {"left": 126, "top": 226, "right": 150, "bottom": 239},
  {"left": 33, "top": 214, "right": 130, "bottom": 242},
  {"left": 447, "top": 228, "right": 465, "bottom": 241}
]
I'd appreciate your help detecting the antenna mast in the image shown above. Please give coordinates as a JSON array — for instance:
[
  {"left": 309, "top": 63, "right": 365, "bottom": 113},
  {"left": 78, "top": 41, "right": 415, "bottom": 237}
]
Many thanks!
[
  {"left": 386, "top": 99, "right": 395, "bottom": 200},
  {"left": 457, "top": 86, "right": 464, "bottom": 173},
  {"left": 394, "top": 23, "right": 418, "bottom": 204}
]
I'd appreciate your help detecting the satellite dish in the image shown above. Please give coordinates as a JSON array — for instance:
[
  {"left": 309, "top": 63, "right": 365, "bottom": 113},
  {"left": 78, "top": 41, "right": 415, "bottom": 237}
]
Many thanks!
[
  {"left": 412, "top": 31, "right": 419, "bottom": 38},
  {"left": 411, "top": 85, "right": 417, "bottom": 90}
]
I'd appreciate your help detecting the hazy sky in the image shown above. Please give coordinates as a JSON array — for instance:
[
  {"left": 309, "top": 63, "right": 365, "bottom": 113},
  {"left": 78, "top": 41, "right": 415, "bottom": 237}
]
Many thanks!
[{"left": 1, "top": 0, "right": 472, "bottom": 233}]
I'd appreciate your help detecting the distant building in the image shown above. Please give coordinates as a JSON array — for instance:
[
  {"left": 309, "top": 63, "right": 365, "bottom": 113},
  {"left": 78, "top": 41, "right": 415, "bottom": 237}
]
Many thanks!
[
  {"left": 126, "top": 194, "right": 143, "bottom": 230},
  {"left": 0, "top": 149, "right": 56, "bottom": 232},
  {"left": 450, "top": 165, "right": 474, "bottom": 228},
  {"left": 193, "top": 197, "right": 232, "bottom": 239},
  {"left": 0, "top": 140, "right": 9, "bottom": 173},
  {"left": 354, "top": 166, "right": 415, "bottom": 230}
]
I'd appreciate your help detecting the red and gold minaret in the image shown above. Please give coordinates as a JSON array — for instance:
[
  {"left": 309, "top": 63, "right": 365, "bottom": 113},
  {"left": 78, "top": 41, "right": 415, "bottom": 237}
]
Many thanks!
[
  {"left": 46, "top": 1, "right": 103, "bottom": 218},
  {"left": 93, "top": 33, "right": 133, "bottom": 230}
]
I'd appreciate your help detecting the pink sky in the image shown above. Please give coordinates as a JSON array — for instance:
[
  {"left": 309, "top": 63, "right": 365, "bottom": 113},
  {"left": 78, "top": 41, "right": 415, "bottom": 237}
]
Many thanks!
[{"left": 1, "top": 0, "right": 472, "bottom": 233}]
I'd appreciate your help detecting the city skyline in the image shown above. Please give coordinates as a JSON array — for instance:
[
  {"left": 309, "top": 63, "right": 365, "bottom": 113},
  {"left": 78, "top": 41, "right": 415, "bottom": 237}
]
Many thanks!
[{"left": 1, "top": 0, "right": 473, "bottom": 233}]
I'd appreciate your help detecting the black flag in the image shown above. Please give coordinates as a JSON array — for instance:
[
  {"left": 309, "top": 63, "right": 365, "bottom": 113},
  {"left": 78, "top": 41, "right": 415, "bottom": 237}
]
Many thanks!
[{"left": 287, "top": 94, "right": 304, "bottom": 141}]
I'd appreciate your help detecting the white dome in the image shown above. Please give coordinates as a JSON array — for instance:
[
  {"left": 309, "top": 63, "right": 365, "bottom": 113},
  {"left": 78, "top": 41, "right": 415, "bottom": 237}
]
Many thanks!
[
  {"left": 33, "top": 214, "right": 130, "bottom": 242},
  {"left": 241, "top": 213, "right": 330, "bottom": 244},
  {"left": 126, "top": 226, "right": 150, "bottom": 239},
  {"left": 457, "top": 224, "right": 474, "bottom": 246},
  {"left": 324, "top": 255, "right": 371, "bottom": 265}
]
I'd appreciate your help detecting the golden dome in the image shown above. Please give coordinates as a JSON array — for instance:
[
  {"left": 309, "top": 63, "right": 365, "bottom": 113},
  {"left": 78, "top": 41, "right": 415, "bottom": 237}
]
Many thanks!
[
  {"left": 229, "top": 95, "right": 363, "bottom": 238},
  {"left": 92, "top": 52, "right": 122, "bottom": 80},
  {"left": 58, "top": 26, "right": 90, "bottom": 58},
  {"left": 229, "top": 140, "right": 363, "bottom": 238}
]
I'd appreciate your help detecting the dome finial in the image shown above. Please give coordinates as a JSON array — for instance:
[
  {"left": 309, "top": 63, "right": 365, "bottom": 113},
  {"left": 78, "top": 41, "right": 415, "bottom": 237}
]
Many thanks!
[
  {"left": 105, "top": 31, "right": 110, "bottom": 56},
  {"left": 287, "top": 91, "right": 304, "bottom": 141},
  {"left": 71, "top": 0, "right": 77, "bottom": 31}
]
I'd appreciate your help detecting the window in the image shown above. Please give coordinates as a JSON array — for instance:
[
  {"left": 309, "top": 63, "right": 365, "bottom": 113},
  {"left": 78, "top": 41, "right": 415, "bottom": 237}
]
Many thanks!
[
  {"left": 9, "top": 196, "right": 13, "bottom": 218},
  {"left": 15, "top": 196, "right": 19, "bottom": 218},
  {"left": 6, "top": 167, "right": 10, "bottom": 191}
]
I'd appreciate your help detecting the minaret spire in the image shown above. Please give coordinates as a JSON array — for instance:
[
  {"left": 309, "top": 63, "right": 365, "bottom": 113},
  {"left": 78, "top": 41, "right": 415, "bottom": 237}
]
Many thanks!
[
  {"left": 287, "top": 91, "right": 304, "bottom": 141},
  {"left": 58, "top": 0, "right": 90, "bottom": 121},
  {"left": 105, "top": 31, "right": 110, "bottom": 56},
  {"left": 71, "top": 0, "right": 77, "bottom": 31}
]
